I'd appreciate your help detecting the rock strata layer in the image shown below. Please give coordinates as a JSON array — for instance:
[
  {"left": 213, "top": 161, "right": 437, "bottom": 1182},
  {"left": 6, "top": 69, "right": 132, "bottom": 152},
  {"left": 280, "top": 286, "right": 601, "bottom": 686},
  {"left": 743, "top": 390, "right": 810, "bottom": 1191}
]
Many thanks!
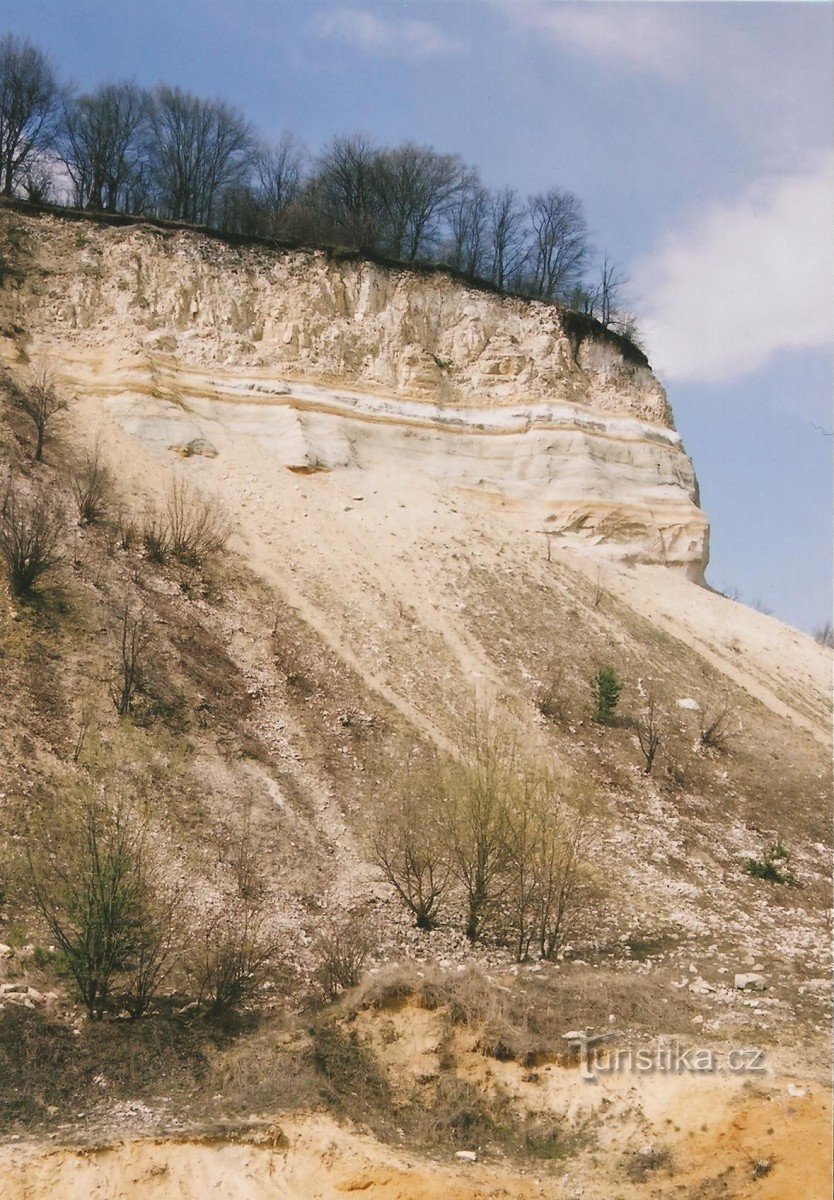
[{"left": 0, "top": 209, "right": 709, "bottom": 575}]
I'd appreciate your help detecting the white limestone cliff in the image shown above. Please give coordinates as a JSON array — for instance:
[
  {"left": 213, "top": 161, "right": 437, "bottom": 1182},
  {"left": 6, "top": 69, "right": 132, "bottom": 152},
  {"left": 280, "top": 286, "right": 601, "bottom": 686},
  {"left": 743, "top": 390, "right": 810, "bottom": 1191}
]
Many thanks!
[{"left": 0, "top": 209, "right": 708, "bottom": 576}]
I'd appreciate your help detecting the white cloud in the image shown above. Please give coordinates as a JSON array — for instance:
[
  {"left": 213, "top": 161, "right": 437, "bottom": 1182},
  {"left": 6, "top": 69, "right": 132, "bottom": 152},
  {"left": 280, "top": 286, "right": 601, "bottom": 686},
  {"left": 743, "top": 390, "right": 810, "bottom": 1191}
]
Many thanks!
[
  {"left": 313, "top": 9, "right": 463, "bottom": 59},
  {"left": 632, "top": 156, "right": 834, "bottom": 384},
  {"left": 496, "top": 1, "right": 693, "bottom": 80}
]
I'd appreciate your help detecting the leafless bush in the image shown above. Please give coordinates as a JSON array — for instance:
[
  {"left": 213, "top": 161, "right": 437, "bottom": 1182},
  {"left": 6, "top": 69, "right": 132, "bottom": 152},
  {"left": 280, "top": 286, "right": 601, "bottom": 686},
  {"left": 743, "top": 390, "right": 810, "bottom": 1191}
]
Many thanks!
[
  {"left": 26, "top": 789, "right": 179, "bottom": 1020},
  {"left": 536, "top": 664, "right": 565, "bottom": 723},
  {"left": 141, "top": 507, "right": 171, "bottom": 562},
  {"left": 813, "top": 621, "right": 833, "bottom": 649},
  {"left": 312, "top": 909, "right": 377, "bottom": 1001},
  {"left": 698, "top": 706, "right": 738, "bottom": 753},
  {"left": 4, "top": 361, "right": 69, "bottom": 462},
  {"left": 188, "top": 899, "right": 277, "bottom": 1016},
  {"left": 635, "top": 692, "right": 662, "bottom": 774},
  {"left": 109, "top": 499, "right": 138, "bottom": 549},
  {"left": 110, "top": 601, "right": 149, "bottom": 716},
  {"left": 500, "top": 760, "right": 589, "bottom": 962},
  {"left": 142, "top": 480, "right": 229, "bottom": 567},
  {"left": 0, "top": 477, "right": 63, "bottom": 596},
  {"left": 121, "top": 870, "right": 185, "bottom": 1019},
  {"left": 217, "top": 812, "right": 267, "bottom": 904},
  {"left": 72, "top": 695, "right": 95, "bottom": 763},
  {"left": 71, "top": 445, "right": 111, "bottom": 524}
]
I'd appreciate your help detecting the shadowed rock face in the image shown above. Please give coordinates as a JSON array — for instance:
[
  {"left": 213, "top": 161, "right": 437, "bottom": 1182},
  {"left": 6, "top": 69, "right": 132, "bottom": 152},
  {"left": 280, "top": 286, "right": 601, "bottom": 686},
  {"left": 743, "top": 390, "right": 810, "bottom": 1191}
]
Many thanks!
[{"left": 0, "top": 210, "right": 709, "bottom": 577}]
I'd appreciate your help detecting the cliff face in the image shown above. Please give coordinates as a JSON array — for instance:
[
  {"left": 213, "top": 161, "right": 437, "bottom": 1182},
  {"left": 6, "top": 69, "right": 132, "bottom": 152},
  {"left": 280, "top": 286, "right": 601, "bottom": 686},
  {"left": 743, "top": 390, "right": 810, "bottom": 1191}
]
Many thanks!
[{"left": 0, "top": 208, "right": 708, "bottom": 575}]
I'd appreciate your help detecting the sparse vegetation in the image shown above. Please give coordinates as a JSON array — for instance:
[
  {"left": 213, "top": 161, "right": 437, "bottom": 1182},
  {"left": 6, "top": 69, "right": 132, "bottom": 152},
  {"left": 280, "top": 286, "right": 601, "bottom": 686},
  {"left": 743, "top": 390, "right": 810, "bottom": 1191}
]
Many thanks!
[
  {"left": 26, "top": 791, "right": 166, "bottom": 1019},
  {"left": 536, "top": 663, "right": 565, "bottom": 722},
  {"left": 188, "top": 899, "right": 278, "bottom": 1017},
  {"left": 71, "top": 445, "right": 111, "bottom": 524},
  {"left": 698, "top": 706, "right": 738, "bottom": 752},
  {"left": 635, "top": 691, "right": 662, "bottom": 774},
  {"left": 0, "top": 476, "right": 63, "bottom": 596},
  {"left": 142, "top": 480, "right": 229, "bottom": 567},
  {"left": 623, "top": 1145, "right": 675, "bottom": 1182},
  {"left": 370, "top": 755, "right": 450, "bottom": 930},
  {"left": 312, "top": 910, "right": 376, "bottom": 1002},
  {"left": 813, "top": 621, "right": 833, "bottom": 648},
  {"left": 372, "top": 717, "right": 591, "bottom": 957},
  {"left": 110, "top": 601, "right": 149, "bottom": 717},
  {"left": 745, "top": 839, "right": 797, "bottom": 886}
]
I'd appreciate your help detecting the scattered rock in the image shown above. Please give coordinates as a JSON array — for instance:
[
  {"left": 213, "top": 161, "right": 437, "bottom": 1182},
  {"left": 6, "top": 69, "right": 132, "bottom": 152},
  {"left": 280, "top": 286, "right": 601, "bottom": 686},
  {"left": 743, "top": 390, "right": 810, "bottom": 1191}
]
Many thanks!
[
  {"left": 734, "top": 973, "right": 766, "bottom": 990},
  {"left": 170, "top": 436, "right": 218, "bottom": 458}
]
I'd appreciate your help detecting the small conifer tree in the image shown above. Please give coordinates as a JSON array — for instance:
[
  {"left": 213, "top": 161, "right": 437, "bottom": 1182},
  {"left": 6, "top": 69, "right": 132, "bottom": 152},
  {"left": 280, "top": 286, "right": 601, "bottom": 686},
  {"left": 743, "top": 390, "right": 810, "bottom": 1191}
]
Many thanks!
[{"left": 592, "top": 667, "right": 621, "bottom": 724}]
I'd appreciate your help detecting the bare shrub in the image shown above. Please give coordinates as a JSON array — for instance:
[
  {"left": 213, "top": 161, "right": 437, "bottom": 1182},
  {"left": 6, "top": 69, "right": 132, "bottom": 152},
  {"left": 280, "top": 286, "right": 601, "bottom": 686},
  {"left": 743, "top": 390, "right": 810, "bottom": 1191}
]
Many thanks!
[
  {"left": 110, "top": 601, "right": 149, "bottom": 717},
  {"left": 166, "top": 479, "right": 229, "bottom": 566},
  {"left": 698, "top": 706, "right": 739, "bottom": 752},
  {"left": 110, "top": 502, "right": 139, "bottom": 552},
  {"left": 0, "top": 477, "right": 63, "bottom": 596},
  {"left": 217, "top": 811, "right": 267, "bottom": 904},
  {"left": 4, "top": 361, "right": 69, "bottom": 462},
  {"left": 370, "top": 755, "right": 450, "bottom": 930},
  {"left": 536, "top": 663, "right": 565, "bottom": 723},
  {"left": 635, "top": 692, "right": 662, "bottom": 774},
  {"left": 71, "top": 445, "right": 111, "bottom": 524},
  {"left": 503, "top": 767, "right": 588, "bottom": 961},
  {"left": 188, "top": 899, "right": 277, "bottom": 1016},
  {"left": 142, "top": 481, "right": 229, "bottom": 567},
  {"left": 813, "top": 621, "right": 833, "bottom": 649},
  {"left": 141, "top": 506, "right": 171, "bottom": 562},
  {"left": 26, "top": 790, "right": 174, "bottom": 1020},
  {"left": 312, "top": 909, "right": 377, "bottom": 1001},
  {"left": 121, "top": 870, "right": 185, "bottom": 1019}
]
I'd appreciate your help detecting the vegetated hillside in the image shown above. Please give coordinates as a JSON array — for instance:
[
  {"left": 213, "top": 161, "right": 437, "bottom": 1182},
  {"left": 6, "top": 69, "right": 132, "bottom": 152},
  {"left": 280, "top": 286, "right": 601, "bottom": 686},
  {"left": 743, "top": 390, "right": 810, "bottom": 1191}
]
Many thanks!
[{"left": 0, "top": 205, "right": 830, "bottom": 1199}]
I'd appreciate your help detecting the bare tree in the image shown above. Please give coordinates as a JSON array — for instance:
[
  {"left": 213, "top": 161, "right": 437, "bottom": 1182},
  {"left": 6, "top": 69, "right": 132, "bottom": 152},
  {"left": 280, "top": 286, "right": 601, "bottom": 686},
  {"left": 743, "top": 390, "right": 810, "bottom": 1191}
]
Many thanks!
[
  {"left": 0, "top": 33, "right": 60, "bottom": 197},
  {"left": 0, "top": 476, "right": 63, "bottom": 596},
  {"left": 527, "top": 189, "right": 589, "bottom": 300},
  {"left": 635, "top": 693, "right": 663, "bottom": 774},
  {"left": 595, "top": 255, "right": 628, "bottom": 329},
  {"left": 111, "top": 601, "right": 149, "bottom": 716},
  {"left": 146, "top": 86, "right": 252, "bottom": 226},
  {"left": 376, "top": 142, "right": 467, "bottom": 261},
  {"left": 370, "top": 761, "right": 450, "bottom": 930},
  {"left": 60, "top": 82, "right": 148, "bottom": 212},
  {"left": 251, "top": 133, "right": 304, "bottom": 236},
  {"left": 502, "top": 766, "right": 587, "bottom": 962},
  {"left": 442, "top": 714, "right": 513, "bottom": 943},
  {"left": 5, "top": 361, "right": 69, "bottom": 462},
  {"left": 488, "top": 187, "right": 528, "bottom": 291},
  {"left": 445, "top": 175, "right": 489, "bottom": 278},
  {"left": 306, "top": 133, "right": 386, "bottom": 251}
]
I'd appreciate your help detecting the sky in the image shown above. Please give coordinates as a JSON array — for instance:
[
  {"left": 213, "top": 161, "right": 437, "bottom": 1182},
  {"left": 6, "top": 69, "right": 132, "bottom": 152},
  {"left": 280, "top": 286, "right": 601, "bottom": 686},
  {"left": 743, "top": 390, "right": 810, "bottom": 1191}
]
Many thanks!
[{"left": 3, "top": 0, "right": 832, "bottom": 632}]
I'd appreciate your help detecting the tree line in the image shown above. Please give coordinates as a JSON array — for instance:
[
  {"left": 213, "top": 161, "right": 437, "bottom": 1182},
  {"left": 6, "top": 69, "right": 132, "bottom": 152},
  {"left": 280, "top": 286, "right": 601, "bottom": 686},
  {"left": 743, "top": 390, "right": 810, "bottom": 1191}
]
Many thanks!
[{"left": 0, "top": 31, "right": 636, "bottom": 333}]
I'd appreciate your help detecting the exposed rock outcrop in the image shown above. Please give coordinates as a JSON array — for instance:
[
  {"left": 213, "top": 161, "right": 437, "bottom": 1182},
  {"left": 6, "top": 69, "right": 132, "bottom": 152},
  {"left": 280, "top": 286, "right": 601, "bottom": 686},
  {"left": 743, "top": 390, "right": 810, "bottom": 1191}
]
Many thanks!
[{"left": 0, "top": 207, "right": 708, "bottom": 576}]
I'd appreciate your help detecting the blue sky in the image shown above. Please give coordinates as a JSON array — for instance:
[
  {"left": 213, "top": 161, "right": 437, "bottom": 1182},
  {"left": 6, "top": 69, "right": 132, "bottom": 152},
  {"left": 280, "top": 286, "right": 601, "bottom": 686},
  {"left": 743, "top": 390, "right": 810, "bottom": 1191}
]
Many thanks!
[{"left": 4, "top": 0, "right": 832, "bottom": 631}]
